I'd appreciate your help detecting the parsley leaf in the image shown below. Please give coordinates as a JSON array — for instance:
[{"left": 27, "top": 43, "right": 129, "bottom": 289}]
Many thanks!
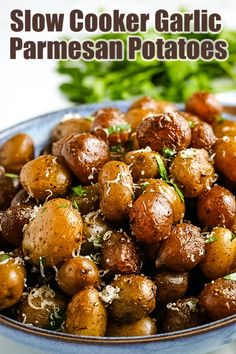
[
  {"left": 155, "top": 154, "right": 169, "bottom": 181},
  {"left": 162, "top": 147, "right": 176, "bottom": 159},
  {"left": 73, "top": 200, "right": 79, "bottom": 210},
  {"left": 0, "top": 254, "right": 10, "bottom": 263},
  {"left": 224, "top": 273, "right": 236, "bottom": 281},
  {"left": 188, "top": 120, "right": 196, "bottom": 129},
  {"left": 107, "top": 124, "right": 131, "bottom": 135},
  {"left": 5, "top": 173, "right": 19, "bottom": 179},
  {"left": 72, "top": 185, "right": 87, "bottom": 197},
  {"left": 231, "top": 232, "right": 236, "bottom": 242},
  {"left": 205, "top": 235, "right": 217, "bottom": 244},
  {"left": 58, "top": 204, "right": 69, "bottom": 209}
]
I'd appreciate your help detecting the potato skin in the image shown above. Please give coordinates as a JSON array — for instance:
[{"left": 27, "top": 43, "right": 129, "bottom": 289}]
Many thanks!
[
  {"left": 106, "top": 316, "right": 157, "bottom": 337},
  {"left": 11, "top": 189, "right": 37, "bottom": 207},
  {"left": 136, "top": 112, "right": 191, "bottom": 153},
  {"left": 91, "top": 108, "right": 130, "bottom": 146},
  {"left": 200, "top": 227, "right": 236, "bottom": 280},
  {"left": 1, "top": 205, "right": 35, "bottom": 246},
  {"left": 130, "top": 192, "right": 173, "bottom": 244},
  {"left": 20, "top": 155, "right": 72, "bottom": 200},
  {"left": 163, "top": 297, "right": 206, "bottom": 332},
  {"left": 154, "top": 270, "right": 188, "bottom": 304},
  {"left": 145, "top": 179, "right": 185, "bottom": 224},
  {"left": 214, "top": 137, "right": 236, "bottom": 183},
  {"left": 65, "top": 287, "right": 107, "bottom": 336},
  {"left": 124, "top": 149, "right": 159, "bottom": 182},
  {"left": 0, "top": 257, "right": 26, "bottom": 310},
  {"left": 99, "top": 161, "right": 134, "bottom": 222},
  {"left": 170, "top": 148, "right": 215, "bottom": 198},
  {"left": 0, "top": 133, "right": 34, "bottom": 174},
  {"left": 101, "top": 231, "right": 141, "bottom": 275},
  {"left": 156, "top": 223, "right": 205, "bottom": 272},
  {"left": 51, "top": 117, "right": 91, "bottom": 141},
  {"left": 62, "top": 133, "right": 110, "bottom": 184},
  {"left": 191, "top": 121, "right": 217, "bottom": 150},
  {"left": 0, "top": 174, "right": 21, "bottom": 210},
  {"left": 200, "top": 278, "right": 236, "bottom": 320},
  {"left": 186, "top": 92, "right": 222, "bottom": 124},
  {"left": 197, "top": 185, "right": 236, "bottom": 229},
  {"left": 58, "top": 256, "right": 100, "bottom": 295},
  {"left": 22, "top": 198, "right": 83, "bottom": 266},
  {"left": 213, "top": 119, "right": 236, "bottom": 138},
  {"left": 128, "top": 96, "right": 176, "bottom": 113},
  {"left": 124, "top": 109, "right": 154, "bottom": 132},
  {"left": 109, "top": 274, "right": 156, "bottom": 323},
  {"left": 17, "top": 286, "right": 66, "bottom": 328}
]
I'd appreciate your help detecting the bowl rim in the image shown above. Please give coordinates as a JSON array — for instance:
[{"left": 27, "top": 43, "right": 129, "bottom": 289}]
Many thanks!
[{"left": 0, "top": 101, "right": 236, "bottom": 345}]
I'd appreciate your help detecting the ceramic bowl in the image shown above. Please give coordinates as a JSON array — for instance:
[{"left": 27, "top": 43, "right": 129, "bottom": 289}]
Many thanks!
[{"left": 0, "top": 101, "right": 236, "bottom": 354}]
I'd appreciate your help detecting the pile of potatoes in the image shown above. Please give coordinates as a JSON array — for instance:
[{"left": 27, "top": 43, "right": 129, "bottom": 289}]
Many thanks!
[{"left": 0, "top": 92, "right": 236, "bottom": 337}]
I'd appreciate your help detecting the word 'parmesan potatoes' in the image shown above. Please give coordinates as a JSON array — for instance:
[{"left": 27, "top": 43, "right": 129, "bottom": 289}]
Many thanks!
[{"left": 1, "top": 91, "right": 236, "bottom": 338}]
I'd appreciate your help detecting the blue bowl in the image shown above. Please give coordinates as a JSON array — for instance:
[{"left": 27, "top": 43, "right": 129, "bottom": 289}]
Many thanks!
[{"left": 0, "top": 101, "right": 236, "bottom": 354}]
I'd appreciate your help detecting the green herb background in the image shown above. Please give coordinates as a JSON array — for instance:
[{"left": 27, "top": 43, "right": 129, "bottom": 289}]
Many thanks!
[{"left": 57, "top": 30, "right": 236, "bottom": 104}]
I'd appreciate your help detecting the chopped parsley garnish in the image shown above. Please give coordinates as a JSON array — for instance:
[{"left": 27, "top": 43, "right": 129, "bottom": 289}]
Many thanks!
[
  {"left": 0, "top": 254, "right": 10, "bottom": 262},
  {"left": 162, "top": 147, "right": 176, "bottom": 159},
  {"left": 72, "top": 185, "right": 87, "bottom": 197},
  {"left": 73, "top": 200, "right": 79, "bottom": 210},
  {"left": 5, "top": 173, "right": 19, "bottom": 179},
  {"left": 188, "top": 120, "right": 196, "bottom": 129},
  {"left": 110, "top": 144, "right": 123, "bottom": 153},
  {"left": 58, "top": 204, "right": 69, "bottom": 209},
  {"left": 155, "top": 154, "right": 184, "bottom": 202},
  {"left": 217, "top": 116, "right": 225, "bottom": 124},
  {"left": 41, "top": 207, "right": 47, "bottom": 213},
  {"left": 107, "top": 124, "right": 130, "bottom": 135},
  {"left": 224, "top": 273, "right": 236, "bottom": 281},
  {"left": 205, "top": 235, "right": 217, "bottom": 244},
  {"left": 231, "top": 232, "right": 236, "bottom": 242},
  {"left": 141, "top": 181, "right": 150, "bottom": 190},
  {"left": 39, "top": 256, "right": 46, "bottom": 266}
]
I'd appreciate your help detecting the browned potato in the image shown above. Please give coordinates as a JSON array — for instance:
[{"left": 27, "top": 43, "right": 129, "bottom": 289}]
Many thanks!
[
  {"left": 180, "top": 111, "right": 200, "bottom": 124},
  {"left": 130, "top": 191, "right": 173, "bottom": 244},
  {"left": 17, "top": 285, "right": 66, "bottom": 329},
  {"left": 124, "top": 149, "right": 159, "bottom": 182},
  {"left": 124, "top": 109, "right": 154, "bottom": 132},
  {"left": 128, "top": 96, "right": 176, "bottom": 113},
  {"left": 66, "top": 184, "right": 100, "bottom": 215},
  {"left": 0, "top": 173, "right": 21, "bottom": 210},
  {"left": 153, "top": 270, "right": 189, "bottom": 303},
  {"left": 57, "top": 256, "right": 100, "bottom": 295},
  {"left": 191, "top": 121, "right": 217, "bottom": 150},
  {"left": 186, "top": 92, "right": 222, "bottom": 124},
  {"left": 62, "top": 133, "right": 110, "bottom": 184},
  {"left": 51, "top": 117, "right": 91, "bottom": 141},
  {"left": 145, "top": 179, "right": 185, "bottom": 224},
  {"left": 106, "top": 316, "right": 157, "bottom": 337},
  {"left": 214, "top": 137, "right": 236, "bottom": 183},
  {"left": 91, "top": 108, "right": 130, "bottom": 146},
  {"left": 213, "top": 119, "right": 236, "bottom": 138},
  {"left": 156, "top": 223, "right": 205, "bottom": 272},
  {"left": 22, "top": 198, "right": 83, "bottom": 266},
  {"left": 82, "top": 210, "right": 113, "bottom": 255},
  {"left": 136, "top": 112, "right": 191, "bottom": 153},
  {"left": 1, "top": 205, "right": 35, "bottom": 246},
  {"left": 51, "top": 133, "right": 76, "bottom": 157},
  {"left": 11, "top": 189, "right": 37, "bottom": 207},
  {"left": 0, "top": 255, "right": 26, "bottom": 310},
  {"left": 170, "top": 148, "right": 215, "bottom": 198},
  {"left": 200, "top": 227, "right": 236, "bottom": 279},
  {"left": 101, "top": 231, "right": 141, "bottom": 275},
  {"left": 0, "top": 133, "right": 34, "bottom": 174},
  {"left": 65, "top": 287, "right": 107, "bottom": 336},
  {"left": 197, "top": 185, "right": 236, "bottom": 228},
  {"left": 20, "top": 155, "right": 72, "bottom": 200},
  {"left": 163, "top": 297, "right": 206, "bottom": 332},
  {"left": 99, "top": 161, "right": 134, "bottom": 222},
  {"left": 200, "top": 277, "right": 236, "bottom": 320},
  {"left": 109, "top": 274, "right": 156, "bottom": 323}
]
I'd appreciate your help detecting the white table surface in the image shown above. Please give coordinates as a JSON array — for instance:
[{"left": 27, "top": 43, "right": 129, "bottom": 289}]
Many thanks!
[{"left": 1, "top": 1, "right": 236, "bottom": 353}]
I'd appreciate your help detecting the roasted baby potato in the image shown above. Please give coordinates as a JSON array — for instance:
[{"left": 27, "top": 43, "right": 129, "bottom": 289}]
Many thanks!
[
  {"left": 0, "top": 173, "right": 21, "bottom": 210},
  {"left": 106, "top": 316, "right": 157, "bottom": 337},
  {"left": 124, "top": 109, "right": 154, "bottom": 132},
  {"left": 51, "top": 117, "right": 91, "bottom": 141},
  {"left": 65, "top": 287, "right": 107, "bottom": 336},
  {"left": 156, "top": 223, "right": 205, "bottom": 271},
  {"left": 62, "top": 133, "right": 110, "bottom": 184},
  {"left": 129, "top": 96, "right": 176, "bottom": 113},
  {"left": 197, "top": 185, "right": 236, "bottom": 229},
  {"left": 130, "top": 191, "right": 173, "bottom": 243},
  {"left": 186, "top": 92, "right": 222, "bottom": 124},
  {"left": 213, "top": 119, "right": 236, "bottom": 138},
  {"left": 99, "top": 161, "right": 134, "bottom": 222},
  {"left": 170, "top": 148, "right": 215, "bottom": 198},
  {"left": 191, "top": 121, "right": 217, "bottom": 150},
  {"left": 101, "top": 231, "right": 141, "bottom": 275},
  {"left": 0, "top": 133, "right": 34, "bottom": 174},
  {"left": 57, "top": 256, "right": 100, "bottom": 295},
  {"left": 109, "top": 274, "right": 156, "bottom": 323},
  {"left": 200, "top": 277, "right": 236, "bottom": 320},
  {"left": 0, "top": 255, "right": 26, "bottom": 310},
  {"left": 22, "top": 198, "right": 83, "bottom": 266},
  {"left": 136, "top": 112, "right": 191, "bottom": 153},
  {"left": 214, "top": 137, "right": 236, "bottom": 183},
  {"left": 20, "top": 155, "right": 72, "bottom": 200},
  {"left": 200, "top": 227, "right": 236, "bottom": 280}
]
